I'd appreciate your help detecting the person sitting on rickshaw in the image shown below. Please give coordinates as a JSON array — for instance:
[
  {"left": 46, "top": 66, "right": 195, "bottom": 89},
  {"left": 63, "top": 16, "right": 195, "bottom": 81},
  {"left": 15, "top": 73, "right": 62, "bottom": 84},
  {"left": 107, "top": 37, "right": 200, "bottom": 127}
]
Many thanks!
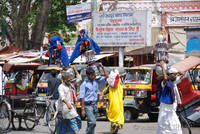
[
  {"left": 144, "top": 71, "right": 151, "bottom": 83},
  {"left": 15, "top": 72, "right": 27, "bottom": 91}
]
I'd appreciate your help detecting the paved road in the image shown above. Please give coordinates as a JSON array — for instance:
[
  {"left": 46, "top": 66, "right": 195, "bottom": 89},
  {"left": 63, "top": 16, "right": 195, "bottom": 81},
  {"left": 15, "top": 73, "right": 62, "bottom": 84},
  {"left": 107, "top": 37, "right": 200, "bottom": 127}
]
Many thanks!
[{"left": 4, "top": 115, "right": 200, "bottom": 134}]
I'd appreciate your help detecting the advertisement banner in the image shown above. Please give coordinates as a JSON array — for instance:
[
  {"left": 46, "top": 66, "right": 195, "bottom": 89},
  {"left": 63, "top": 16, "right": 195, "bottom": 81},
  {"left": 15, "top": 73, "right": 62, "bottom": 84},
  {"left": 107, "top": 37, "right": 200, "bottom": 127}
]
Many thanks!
[
  {"left": 93, "top": 11, "right": 151, "bottom": 46},
  {"left": 167, "top": 13, "right": 200, "bottom": 26},
  {"left": 66, "top": 2, "right": 91, "bottom": 23}
]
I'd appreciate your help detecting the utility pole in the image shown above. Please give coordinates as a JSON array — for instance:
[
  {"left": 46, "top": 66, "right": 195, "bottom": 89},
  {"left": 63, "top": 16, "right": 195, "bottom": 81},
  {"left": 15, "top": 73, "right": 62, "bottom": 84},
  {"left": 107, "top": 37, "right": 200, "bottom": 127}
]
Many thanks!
[
  {"left": 91, "top": 0, "right": 97, "bottom": 38},
  {"left": 91, "top": 0, "right": 97, "bottom": 12}
]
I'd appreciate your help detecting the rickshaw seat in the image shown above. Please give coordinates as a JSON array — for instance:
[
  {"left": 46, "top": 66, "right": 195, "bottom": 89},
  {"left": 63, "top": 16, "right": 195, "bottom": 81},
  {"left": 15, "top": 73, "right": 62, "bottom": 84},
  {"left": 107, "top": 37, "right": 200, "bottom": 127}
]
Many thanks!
[
  {"left": 9, "top": 95, "right": 30, "bottom": 100},
  {"left": 5, "top": 82, "right": 28, "bottom": 96},
  {"left": 177, "top": 78, "right": 200, "bottom": 106}
]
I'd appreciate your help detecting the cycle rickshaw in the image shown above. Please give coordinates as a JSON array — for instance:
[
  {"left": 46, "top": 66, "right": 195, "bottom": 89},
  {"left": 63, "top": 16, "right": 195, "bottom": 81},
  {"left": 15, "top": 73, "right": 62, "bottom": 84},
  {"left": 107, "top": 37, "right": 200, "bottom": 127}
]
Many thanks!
[
  {"left": 0, "top": 63, "right": 41, "bottom": 132},
  {"left": 169, "top": 56, "right": 200, "bottom": 134}
]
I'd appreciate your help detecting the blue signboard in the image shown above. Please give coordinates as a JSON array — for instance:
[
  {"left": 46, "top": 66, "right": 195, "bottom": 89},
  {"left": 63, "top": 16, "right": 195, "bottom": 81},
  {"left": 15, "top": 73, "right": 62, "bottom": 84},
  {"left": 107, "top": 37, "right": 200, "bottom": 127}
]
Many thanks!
[
  {"left": 66, "top": 12, "right": 91, "bottom": 23},
  {"left": 66, "top": 3, "right": 91, "bottom": 23}
]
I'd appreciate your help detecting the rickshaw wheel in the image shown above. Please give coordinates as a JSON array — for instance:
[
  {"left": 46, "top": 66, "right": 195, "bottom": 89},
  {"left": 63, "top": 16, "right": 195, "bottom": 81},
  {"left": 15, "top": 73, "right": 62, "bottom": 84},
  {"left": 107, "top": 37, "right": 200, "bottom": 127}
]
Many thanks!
[
  {"left": 0, "top": 102, "right": 11, "bottom": 131},
  {"left": 36, "top": 105, "right": 45, "bottom": 119},
  {"left": 124, "top": 108, "right": 139, "bottom": 122},
  {"left": 148, "top": 113, "right": 158, "bottom": 122},
  {"left": 46, "top": 105, "right": 57, "bottom": 134},
  {"left": 11, "top": 115, "right": 21, "bottom": 130},
  {"left": 24, "top": 105, "right": 37, "bottom": 130},
  {"left": 179, "top": 114, "right": 192, "bottom": 134}
]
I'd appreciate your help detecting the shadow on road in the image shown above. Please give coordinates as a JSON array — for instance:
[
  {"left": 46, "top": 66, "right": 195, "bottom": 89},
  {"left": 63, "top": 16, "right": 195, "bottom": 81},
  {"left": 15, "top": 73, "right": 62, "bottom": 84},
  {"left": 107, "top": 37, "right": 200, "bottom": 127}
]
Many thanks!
[{"left": 97, "top": 116, "right": 157, "bottom": 123}]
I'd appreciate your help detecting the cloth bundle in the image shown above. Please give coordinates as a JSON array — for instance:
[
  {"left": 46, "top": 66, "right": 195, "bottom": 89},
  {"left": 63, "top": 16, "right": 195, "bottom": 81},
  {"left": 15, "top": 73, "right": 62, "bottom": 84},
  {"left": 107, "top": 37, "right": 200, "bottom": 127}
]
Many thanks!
[{"left": 107, "top": 70, "right": 120, "bottom": 88}]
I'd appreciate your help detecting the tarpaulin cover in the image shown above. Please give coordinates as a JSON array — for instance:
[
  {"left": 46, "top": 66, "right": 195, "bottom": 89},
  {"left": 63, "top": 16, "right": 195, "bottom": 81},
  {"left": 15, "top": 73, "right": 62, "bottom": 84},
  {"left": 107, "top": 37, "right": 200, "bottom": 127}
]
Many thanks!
[{"left": 171, "top": 56, "right": 200, "bottom": 72}]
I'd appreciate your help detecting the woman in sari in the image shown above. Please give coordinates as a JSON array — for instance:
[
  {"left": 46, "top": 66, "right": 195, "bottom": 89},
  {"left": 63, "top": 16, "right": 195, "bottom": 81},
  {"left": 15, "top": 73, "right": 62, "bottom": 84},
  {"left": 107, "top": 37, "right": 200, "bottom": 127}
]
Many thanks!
[{"left": 103, "top": 70, "right": 124, "bottom": 134}]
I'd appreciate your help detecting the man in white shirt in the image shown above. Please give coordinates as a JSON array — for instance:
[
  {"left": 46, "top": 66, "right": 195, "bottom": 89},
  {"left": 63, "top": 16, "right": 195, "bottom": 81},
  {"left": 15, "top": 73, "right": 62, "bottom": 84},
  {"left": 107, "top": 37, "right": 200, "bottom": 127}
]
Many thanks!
[
  {"left": 156, "top": 61, "right": 184, "bottom": 134},
  {"left": 57, "top": 65, "right": 82, "bottom": 134}
]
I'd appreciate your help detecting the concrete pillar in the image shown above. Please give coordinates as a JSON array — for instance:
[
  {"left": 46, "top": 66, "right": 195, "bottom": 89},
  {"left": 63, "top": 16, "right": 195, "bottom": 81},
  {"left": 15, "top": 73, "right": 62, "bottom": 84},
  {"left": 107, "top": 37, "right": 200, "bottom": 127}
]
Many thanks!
[{"left": 119, "top": 47, "right": 124, "bottom": 67}]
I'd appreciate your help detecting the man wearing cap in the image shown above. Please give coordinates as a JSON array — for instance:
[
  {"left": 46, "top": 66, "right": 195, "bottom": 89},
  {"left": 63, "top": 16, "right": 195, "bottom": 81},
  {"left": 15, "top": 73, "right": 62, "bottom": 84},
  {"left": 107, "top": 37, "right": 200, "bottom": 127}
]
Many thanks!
[
  {"left": 80, "top": 63, "right": 108, "bottom": 134},
  {"left": 156, "top": 61, "right": 184, "bottom": 134}
]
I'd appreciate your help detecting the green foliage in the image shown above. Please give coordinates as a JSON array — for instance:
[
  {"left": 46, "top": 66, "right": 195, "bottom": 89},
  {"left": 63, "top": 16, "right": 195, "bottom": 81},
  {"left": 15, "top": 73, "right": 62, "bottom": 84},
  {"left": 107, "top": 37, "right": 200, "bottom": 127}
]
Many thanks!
[
  {"left": 0, "top": 0, "right": 83, "bottom": 47},
  {"left": 47, "top": 0, "right": 82, "bottom": 45}
]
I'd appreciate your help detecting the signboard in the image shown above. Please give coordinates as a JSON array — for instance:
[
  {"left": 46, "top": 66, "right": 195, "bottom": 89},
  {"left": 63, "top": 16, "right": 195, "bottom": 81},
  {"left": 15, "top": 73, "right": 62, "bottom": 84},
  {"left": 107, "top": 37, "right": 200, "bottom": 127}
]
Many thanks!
[
  {"left": 66, "top": 2, "right": 91, "bottom": 23},
  {"left": 65, "top": 45, "right": 75, "bottom": 58},
  {"left": 93, "top": 11, "right": 152, "bottom": 46},
  {"left": 167, "top": 12, "right": 200, "bottom": 26}
]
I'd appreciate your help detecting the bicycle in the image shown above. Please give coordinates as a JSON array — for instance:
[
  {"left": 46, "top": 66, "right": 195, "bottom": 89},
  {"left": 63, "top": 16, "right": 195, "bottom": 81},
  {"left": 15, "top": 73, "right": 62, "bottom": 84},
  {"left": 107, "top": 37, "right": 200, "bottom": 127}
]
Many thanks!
[{"left": 45, "top": 97, "right": 58, "bottom": 134}]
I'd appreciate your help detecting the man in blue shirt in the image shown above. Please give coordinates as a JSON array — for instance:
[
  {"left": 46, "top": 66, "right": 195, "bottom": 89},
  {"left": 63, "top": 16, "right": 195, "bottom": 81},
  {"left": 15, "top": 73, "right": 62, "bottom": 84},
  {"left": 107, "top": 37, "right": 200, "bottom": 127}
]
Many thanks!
[{"left": 80, "top": 63, "right": 108, "bottom": 134}]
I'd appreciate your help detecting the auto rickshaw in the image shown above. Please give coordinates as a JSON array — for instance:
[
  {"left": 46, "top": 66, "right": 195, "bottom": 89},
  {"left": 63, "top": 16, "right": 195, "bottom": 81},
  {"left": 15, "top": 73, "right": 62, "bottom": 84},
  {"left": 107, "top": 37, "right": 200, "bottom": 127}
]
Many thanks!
[
  {"left": 0, "top": 63, "right": 41, "bottom": 131},
  {"left": 123, "top": 65, "right": 160, "bottom": 121},
  {"left": 187, "top": 65, "right": 200, "bottom": 90}
]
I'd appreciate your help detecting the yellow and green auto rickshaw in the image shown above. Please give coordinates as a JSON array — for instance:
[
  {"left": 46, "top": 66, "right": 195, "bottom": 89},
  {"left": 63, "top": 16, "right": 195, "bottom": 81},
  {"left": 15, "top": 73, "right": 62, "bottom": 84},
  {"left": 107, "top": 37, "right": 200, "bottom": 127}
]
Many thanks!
[
  {"left": 123, "top": 65, "right": 160, "bottom": 121},
  {"left": 34, "top": 65, "right": 62, "bottom": 117},
  {"left": 188, "top": 65, "right": 200, "bottom": 90}
]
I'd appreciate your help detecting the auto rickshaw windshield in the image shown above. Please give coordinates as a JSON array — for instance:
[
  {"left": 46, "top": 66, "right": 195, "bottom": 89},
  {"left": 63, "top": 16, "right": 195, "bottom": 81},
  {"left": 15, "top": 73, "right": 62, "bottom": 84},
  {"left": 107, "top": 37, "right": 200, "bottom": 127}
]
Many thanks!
[
  {"left": 125, "top": 69, "right": 152, "bottom": 84},
  {"left": 38, "top": 72, "right": 60, "bottom": 83},
  {"left": 191, "top": 68, "right": 200, "bottom": 90}
]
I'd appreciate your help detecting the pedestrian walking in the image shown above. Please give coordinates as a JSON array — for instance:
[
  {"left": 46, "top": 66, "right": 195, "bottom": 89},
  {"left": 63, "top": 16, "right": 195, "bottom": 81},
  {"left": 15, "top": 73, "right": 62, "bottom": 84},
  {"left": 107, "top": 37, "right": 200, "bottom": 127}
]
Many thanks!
[
  {"left": 80, "top": 62, "right": 108, "bottom": 134},
  {"left": 47, "top": 69, "right": 62, "bottom": 99},
  {"left": 103, "top": 69, "right": 124, "bottom": 134},
  {"left": 156, "top": 61, "right": 184, "bottom": 134},
  {"left": 43, "top": 69, "right": 61, "bottom": 126},
  {"left": 57, "top": 65, "right": 82, "bottom": 134}
]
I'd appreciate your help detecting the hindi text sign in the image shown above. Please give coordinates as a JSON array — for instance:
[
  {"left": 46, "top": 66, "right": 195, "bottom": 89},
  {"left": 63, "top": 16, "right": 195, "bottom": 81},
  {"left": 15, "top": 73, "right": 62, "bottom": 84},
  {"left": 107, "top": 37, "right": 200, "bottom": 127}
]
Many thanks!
[{"left": 93, "top": 11, "right": 150, "bottom": 46}]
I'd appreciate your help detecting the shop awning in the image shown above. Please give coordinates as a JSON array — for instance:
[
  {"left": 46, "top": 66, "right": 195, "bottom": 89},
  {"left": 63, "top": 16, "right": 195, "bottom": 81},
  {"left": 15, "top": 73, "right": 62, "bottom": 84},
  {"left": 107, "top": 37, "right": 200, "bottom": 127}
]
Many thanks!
[
  {"left": 73, "top": 53, "right": 114, "bottom": 63},
  {"left": 171, "top": 56, "right": 200, "bottom": 72},
  {"left": 125, "top": 42, "right": 179, "bottom": 56}
]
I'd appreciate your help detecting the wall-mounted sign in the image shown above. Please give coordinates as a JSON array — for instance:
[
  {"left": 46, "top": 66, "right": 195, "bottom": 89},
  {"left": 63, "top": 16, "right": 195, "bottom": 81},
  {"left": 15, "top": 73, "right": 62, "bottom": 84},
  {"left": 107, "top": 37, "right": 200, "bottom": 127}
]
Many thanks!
[
  {"left": 93, "top": 11, "right": 152, "bottom": 46},
  {"left": 167, "top": 12, "right": 200, "bottom": 26}
]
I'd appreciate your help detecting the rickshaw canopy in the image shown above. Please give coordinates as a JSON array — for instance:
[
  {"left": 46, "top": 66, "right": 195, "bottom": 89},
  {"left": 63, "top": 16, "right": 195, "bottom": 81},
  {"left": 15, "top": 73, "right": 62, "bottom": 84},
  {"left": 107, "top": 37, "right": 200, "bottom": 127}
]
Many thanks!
[
  {"left": 3, "top": 63, "right": 41, "bottom": 72},
  {"left": 36, "top": 65, "right": 62, "bottom": 71},
  {"left": 171, "top": 56, "right": 200, "bottom": 72}
]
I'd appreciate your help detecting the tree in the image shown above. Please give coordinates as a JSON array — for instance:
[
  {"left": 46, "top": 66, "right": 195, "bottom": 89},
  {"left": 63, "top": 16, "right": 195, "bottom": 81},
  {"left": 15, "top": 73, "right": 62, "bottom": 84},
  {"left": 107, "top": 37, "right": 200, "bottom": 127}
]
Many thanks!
[{"left": 0, "top": 0, "right": 83, "bottom": 50}]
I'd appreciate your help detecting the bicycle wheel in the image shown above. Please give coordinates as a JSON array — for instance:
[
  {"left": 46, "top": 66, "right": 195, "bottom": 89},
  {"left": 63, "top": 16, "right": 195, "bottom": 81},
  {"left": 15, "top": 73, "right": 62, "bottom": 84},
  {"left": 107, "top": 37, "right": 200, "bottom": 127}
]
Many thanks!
[
  {"left": 24, "top": 105, "right": 37, "bottom": 130},
  {"left": 46, "top": 106, "right": 56, "bottom": 134},
  {"left": 179, "top": 114, "right": 192, "bottom": 134},
  {"left": 36, "top": 105, "right": 45, "bottom": 119},
  {"left": 0, "top": 102, "right": 11, "bottom": 131},
  {"left": 11, "top": 115, "right": 22, "bottom": 130}
]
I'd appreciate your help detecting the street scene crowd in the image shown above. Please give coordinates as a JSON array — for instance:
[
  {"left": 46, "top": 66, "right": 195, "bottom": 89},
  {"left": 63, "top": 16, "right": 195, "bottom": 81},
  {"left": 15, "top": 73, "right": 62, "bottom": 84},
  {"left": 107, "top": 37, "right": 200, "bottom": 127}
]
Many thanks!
[{"left": 0, "top": 0, "right": 200, "bottom": 134}]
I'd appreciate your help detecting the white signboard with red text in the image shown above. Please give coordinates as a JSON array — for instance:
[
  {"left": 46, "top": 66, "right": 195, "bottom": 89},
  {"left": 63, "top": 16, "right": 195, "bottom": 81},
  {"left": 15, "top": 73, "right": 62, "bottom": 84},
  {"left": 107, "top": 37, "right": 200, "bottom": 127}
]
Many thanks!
[{"left": 93, "top": 11, "right": 152, "bottom": 46}]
